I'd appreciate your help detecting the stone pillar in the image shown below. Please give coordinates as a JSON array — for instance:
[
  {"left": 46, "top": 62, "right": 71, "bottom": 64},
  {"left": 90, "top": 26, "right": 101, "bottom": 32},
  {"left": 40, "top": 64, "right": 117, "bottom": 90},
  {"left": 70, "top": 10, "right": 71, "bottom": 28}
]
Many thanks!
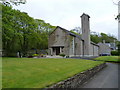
[
  {"left": 73, "top": 37, "right": 75, "bottom": 55},
  {"left": 60, "top": 47, "right": 62, "bottom": 54},
  {"left": 51, "top": 48, "right": 53, "bottom": 55},
  {"left": 81, "top": 13, "right": 91, "bottom": 56}
]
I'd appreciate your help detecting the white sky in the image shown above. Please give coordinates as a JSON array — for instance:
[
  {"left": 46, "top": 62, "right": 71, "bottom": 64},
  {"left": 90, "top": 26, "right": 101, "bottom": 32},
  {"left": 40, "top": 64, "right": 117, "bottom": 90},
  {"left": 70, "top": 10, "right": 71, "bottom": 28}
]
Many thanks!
[{"left": 13, "top": 0, "right": 118, "bottom": 38}]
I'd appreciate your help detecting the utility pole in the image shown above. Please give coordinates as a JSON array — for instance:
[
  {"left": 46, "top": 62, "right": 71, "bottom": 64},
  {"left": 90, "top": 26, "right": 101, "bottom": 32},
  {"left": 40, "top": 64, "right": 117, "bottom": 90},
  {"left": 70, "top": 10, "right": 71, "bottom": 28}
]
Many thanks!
[{"left": 118, "top": 1, "right": 120, "bottom": 41}]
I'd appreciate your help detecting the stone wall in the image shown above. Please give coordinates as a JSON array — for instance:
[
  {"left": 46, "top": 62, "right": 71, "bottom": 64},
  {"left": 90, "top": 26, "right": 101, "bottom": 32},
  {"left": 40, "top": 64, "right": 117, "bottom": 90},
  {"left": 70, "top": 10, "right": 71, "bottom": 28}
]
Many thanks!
[
  {"left": 98, "top": 42, "right": 111, "bottom": 55},
  {"left": 94, "top": 45, "right": 99, "bottom": 56},
  {"left": 48, "top": 63, "right": 106, "bottom": 88},
  {"left": 48, "top": 27, "right": 66, "bottom": 48},
  {"left": 90, "top": 44, "right": 94, "bottom": 56}
]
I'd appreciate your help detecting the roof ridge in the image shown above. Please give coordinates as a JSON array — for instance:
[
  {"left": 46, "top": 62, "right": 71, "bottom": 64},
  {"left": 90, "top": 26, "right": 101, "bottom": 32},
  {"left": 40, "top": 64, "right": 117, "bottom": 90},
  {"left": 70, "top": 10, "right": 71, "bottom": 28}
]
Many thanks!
[{"left": 56, "top": 26, "right": 82, "bottom": 38}]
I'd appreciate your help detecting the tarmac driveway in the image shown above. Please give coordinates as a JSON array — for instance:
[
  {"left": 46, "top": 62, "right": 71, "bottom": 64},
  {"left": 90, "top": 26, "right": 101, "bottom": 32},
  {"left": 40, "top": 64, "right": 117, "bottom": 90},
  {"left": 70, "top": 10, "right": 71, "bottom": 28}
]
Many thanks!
[{"left": 80, "top": 63, "right": 119, "bottom": 88}]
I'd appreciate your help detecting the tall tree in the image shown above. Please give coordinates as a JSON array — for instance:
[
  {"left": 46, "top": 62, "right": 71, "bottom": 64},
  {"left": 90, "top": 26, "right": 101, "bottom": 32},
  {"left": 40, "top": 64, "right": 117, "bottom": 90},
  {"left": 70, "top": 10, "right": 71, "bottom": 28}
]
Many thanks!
[
  {"left": 2, "top": 5, "right": 37, "bottom": 56},
  {"left": 71, "top": 27, "right": 82, "bottom": 34},
  {"left": 35, "top": 19, "right": 56, "bottom": 50},
  {"left": 100, "top": 33, "right": 117, "bottom": 43},
  {"left": 2, "top": 4, "right": 56, "bottom": 56}
]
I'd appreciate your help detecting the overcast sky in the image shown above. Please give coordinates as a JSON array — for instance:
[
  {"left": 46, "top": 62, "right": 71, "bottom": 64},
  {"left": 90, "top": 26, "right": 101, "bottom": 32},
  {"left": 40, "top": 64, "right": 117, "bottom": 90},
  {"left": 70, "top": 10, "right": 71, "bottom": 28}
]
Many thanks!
[{"left": 13, "top": 0, "right": 118, "bottom": 38}]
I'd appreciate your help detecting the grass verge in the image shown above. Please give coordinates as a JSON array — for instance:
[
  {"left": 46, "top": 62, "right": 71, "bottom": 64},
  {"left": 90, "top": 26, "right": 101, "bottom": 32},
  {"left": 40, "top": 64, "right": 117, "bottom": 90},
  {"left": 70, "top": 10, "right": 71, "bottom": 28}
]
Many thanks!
[
  {"left": 2, "top": 57, "right": 104, "bottom": 88},
  {"left": 94, "top": 56, "right": 120, "bottom": 62}
]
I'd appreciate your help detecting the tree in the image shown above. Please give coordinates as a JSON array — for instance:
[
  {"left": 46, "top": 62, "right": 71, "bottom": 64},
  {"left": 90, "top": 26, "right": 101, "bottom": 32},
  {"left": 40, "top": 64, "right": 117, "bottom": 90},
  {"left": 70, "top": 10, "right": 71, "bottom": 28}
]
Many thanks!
[
  {"left": 2, "top": 4, "right": 56, "bottom": 56},
  {"left": 2, "top": 5, "right": 38, "bottom": 56},
  {"left": 100, "top": 33, "right": 117, "bottom": 43},
  {"left": 90, "top": 34, "right": 100, "bottom": 44},
  {"left": 71, "top": 27, "right": 82, "bottom": 34},
  {"left": 1, "top": 0, "right": 26, "bottom": 6},
  {"left": 2, "top": 5, "right": 17, "bottom": 56},
  {"left": 35, "top": 19, "right": 56, "bottom": 50},
  {"left": 15, "top": 12, "right": 38, "bottom": 56},
  {"left": 71, "top": 26, "right": 117, "bottom": 44}
]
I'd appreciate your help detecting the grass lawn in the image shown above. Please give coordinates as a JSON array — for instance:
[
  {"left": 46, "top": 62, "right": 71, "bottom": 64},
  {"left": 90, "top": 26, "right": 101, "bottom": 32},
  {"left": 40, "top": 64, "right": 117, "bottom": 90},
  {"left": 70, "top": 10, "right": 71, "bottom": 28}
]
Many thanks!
[
  {"left": 2, "top": 57, "right": 104, "bottom": 88},
  {"left": 94, "top": 56, "right": 120, "bottom": 62}
]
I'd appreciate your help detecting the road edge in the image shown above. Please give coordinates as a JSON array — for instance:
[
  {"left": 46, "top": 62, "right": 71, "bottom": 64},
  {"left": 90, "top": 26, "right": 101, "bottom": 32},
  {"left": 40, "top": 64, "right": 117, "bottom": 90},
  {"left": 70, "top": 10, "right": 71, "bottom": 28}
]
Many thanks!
[{"left": 46, "top": 62, "right": 107, "bottom": 88}]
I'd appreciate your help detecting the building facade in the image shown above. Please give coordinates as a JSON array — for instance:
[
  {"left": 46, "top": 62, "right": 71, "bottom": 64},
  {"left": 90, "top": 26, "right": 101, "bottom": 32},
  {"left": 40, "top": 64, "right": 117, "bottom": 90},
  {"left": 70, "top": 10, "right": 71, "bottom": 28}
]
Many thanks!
[{"left": 48, "top": 13, "right": 111, "bottom": 57}]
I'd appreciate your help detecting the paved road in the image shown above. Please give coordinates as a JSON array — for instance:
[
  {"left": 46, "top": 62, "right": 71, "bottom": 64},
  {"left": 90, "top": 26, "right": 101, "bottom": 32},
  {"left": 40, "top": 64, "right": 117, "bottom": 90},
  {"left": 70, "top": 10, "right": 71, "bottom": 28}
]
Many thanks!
[{"left": 80, "top": 63, "right": 119, "bottom": 88}]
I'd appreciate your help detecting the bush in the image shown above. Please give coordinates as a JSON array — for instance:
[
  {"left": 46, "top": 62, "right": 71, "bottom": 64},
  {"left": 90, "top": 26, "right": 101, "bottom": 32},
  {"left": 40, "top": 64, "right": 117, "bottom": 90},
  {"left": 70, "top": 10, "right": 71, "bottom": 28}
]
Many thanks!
[
  {"left": 111, "top": 51, "right": 119, "bottom": 56},
  {"left": 28, "top": 56, "right": 33, "bottom": 58},
  {"left": 66, "top": 56, "right": 69, "bottom": 58},
  {"left": 59, "top": 54, "right": 65, "bottom": 57},
  {"left": 3, "top": 52, "right": 16, "bottom": 57},
  {"left": 32, "top": 54, "right": 39, "bottom": 57}
]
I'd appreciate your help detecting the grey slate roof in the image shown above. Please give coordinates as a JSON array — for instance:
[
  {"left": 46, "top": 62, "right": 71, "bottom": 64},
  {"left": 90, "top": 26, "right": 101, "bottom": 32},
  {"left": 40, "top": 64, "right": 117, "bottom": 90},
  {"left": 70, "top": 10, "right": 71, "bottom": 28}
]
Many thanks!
[
  {"left": 56, "top": 26, "right": 83, "bottom": 40},
  {"left": 51, "top": 26, "right": 99, "bottom": 47}
]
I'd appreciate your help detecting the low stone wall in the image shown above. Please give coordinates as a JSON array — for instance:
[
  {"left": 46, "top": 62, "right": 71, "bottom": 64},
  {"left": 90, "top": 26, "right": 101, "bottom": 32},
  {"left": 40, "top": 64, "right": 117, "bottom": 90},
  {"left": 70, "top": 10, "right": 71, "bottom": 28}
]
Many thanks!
[{"left": 48, "top": 63, "right": 107, "bottom": 88}]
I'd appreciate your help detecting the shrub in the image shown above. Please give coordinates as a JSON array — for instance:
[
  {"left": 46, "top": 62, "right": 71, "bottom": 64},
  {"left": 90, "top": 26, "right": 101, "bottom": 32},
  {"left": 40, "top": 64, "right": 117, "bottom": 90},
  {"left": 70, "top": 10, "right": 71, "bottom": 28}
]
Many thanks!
[
  {"left": 32, "top": 54, "right": 39, "bottom": 57},
  {"left": 28, "top": 56, "right": 33, "bottom": 58},
  {"left": 111, "top": 51, "right": 118, "bottom": 56},
  {"left": 59, "top": 54, "right": 65, "bottom": 57},
  {"left": 66, "top": 55, "right": 69, "bottom": 58}
]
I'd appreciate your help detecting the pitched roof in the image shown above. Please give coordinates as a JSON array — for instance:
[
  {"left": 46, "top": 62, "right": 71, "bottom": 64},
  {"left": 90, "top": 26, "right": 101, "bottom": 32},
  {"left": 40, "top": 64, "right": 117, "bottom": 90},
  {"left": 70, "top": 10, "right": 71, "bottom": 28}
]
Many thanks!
[
  {"left": 56, "top": 26, "right": 83, "bottom": 40},
  {"left": 91, "top": 41, "right": 99, "bottom": 47},
  {"left": 51, "top": 26, "right": 99, "bottom": 47}
]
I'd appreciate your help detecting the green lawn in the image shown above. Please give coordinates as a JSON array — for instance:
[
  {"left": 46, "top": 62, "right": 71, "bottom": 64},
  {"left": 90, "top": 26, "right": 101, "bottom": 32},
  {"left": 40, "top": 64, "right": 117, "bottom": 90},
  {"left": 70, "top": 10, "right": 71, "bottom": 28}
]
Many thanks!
[
  {"left": 2, "top": 58, "right": 104, "bottom": 88},
  {"left": 94, "top": 56, "right": 120, "bottom": 62}
]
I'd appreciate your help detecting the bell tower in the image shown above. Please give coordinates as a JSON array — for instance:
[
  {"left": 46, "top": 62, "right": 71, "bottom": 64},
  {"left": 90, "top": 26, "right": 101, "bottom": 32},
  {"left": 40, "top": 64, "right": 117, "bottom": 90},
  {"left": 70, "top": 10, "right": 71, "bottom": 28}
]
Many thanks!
[{"left": 81, "top": 13, "right": 91, "bottom": 56}]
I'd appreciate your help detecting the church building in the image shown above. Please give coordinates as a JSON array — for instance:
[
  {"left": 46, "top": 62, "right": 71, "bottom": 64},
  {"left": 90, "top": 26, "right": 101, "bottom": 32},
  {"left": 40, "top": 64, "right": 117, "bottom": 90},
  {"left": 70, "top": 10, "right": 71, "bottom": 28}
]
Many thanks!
[{"left": 48, "top": 13, "right": 111, "bottom": 57}]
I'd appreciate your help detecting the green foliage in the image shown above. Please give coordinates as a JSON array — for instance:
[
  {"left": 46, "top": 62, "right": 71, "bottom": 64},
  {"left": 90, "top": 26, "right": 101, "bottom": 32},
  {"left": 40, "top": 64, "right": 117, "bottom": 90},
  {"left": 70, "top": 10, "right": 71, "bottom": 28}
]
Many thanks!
[
  {"left": 2, "top": 4, "right": 117, "bottom": 57},
  {"left": 2, "top": 5, "right": 36, "bottom": 56},
  {"left": 100, "top": 33, "right": 117, "bottom": 43},
  {"left": 70, "top": 30, "right": 81, "bottom": 36},
  {"left": 71, "top": 27, "right": 117, "bottom": 44},
  {"left": 59, "top": 54, "right": 65, "bottom": 57},
  {"left": 90, "top": 32, "right": 117, "bottom": 44},
  {"left": 90, "top": 34, "right": 100, "bottom": 44},
  {"left": 2, "top": 58, "right": 104, "bottom": 88},
  {"left": 34, "top": 19, "right": 56, "bottom": 49},
  {"left": 2, "top": 5, "right": 56, "bottom": 56},
  {"left": 32, "top": 54, "right": 39, "bottom": 57},
  {"left": 111, "top": 51, "right": 119, "bottom": 56}
]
